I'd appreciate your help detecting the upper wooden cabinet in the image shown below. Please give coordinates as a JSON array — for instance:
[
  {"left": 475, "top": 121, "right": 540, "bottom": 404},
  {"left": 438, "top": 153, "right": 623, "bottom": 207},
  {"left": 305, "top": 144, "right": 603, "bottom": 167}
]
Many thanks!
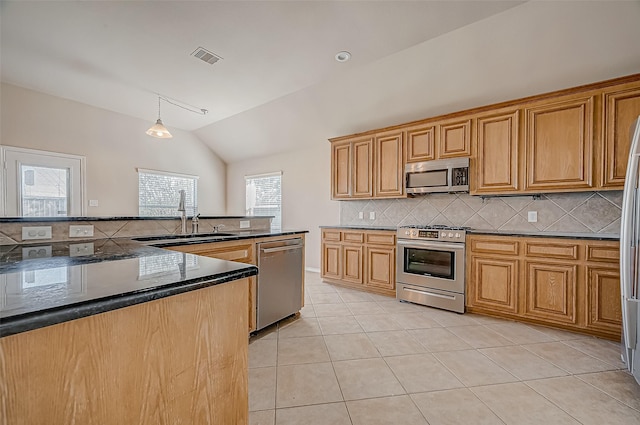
[
  {"left": 330, "top": 132, "right": 403, "bottom": 200},
  {"left": 524, "top": 95, "right": 595, "bottom": 191},
  {"left": 473, "top": 109, "right": 520, "bottom": 193},
  {"left": 602, "top": 83, "right": 640, "bottom": 187},
  {"left": 405, "top": 124, "right": 436, "bottom": 163},
  {"left": 331, "top": 136, "right": 374, "bottom": 199},
  {"left": 439, "top": 118, "right": 472, "bottom": 158},
  {"left": 331, "top": 73, "right": 640, "bottom": 198},
  {"left": 375, "top": 131, "right": 404, "bottom": 197}
]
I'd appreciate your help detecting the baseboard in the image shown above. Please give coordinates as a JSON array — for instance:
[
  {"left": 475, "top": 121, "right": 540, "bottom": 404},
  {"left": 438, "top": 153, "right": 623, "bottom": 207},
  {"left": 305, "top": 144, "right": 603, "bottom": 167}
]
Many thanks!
[{"left": 305, "top": 267, "right": 320, "bottom": 273}]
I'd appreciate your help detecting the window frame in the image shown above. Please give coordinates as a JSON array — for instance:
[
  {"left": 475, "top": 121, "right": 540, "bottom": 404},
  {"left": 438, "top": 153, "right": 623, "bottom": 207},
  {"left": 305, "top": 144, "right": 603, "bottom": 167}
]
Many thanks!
[
  {"left": 245, "top": 171, "right": 282, "bottom": 230},
  {"left": 137, "top": 168, "right": 199, "bottom": 217}
]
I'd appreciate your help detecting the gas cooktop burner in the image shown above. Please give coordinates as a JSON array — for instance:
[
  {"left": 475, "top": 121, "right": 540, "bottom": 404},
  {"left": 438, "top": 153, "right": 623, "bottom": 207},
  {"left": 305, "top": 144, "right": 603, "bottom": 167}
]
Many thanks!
[{"left": 399, "top": 224, "right": 470, "bottom": 231}]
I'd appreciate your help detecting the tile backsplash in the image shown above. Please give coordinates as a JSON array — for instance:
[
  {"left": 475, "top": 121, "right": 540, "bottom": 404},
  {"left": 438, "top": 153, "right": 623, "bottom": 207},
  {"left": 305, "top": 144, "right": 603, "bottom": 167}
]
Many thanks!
[{"left": 340, "top": 191, "right": 622, "bottom": 234}]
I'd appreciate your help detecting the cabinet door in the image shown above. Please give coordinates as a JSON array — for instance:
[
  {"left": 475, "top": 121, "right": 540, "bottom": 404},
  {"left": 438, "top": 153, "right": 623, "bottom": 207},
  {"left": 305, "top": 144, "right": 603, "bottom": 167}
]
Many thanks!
[
  {"left": 353, "top": 137, "right": 374, "bottom": 197},
  {"left": 343, "top": 245, "right": 364, "bottom": 285},
  {"left": 439, "top": 118, "right": 471, "bottom": 158},
  {"left": 524, "top": 96, "right": 595, "bottom": 191},
  {"left": 332, "top": 142, "right": 351, "bottom": 199},
  {"left": 365, "top": 246, "right": 395, "bottom": 291},
  {"left": 585, "top": 266, "right": 622, "bottom": 336},
  {"left": 469, "top": 256, "right": 519, "bottom": 313},
  {"left": 322, "top": 242, "right": 342, "bottom": 280},
  {"left": 602, "top": 84, "right": 640, "bottom": 187},
  {"left": 524, "top": 261, "right": 577, "bottom": 324},
  {"left": 374, "top": 131, "right": 404, "bottom": 197},
  {"left": 405, "top": 124, "right": 436, "bottom": 163},
  {"left": 474, "top": 110, "right": 520, "bottom": 193}
]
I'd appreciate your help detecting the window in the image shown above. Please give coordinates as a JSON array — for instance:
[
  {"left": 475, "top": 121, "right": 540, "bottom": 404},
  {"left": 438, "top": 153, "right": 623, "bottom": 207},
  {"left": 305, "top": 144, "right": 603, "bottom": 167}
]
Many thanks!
[
  {"left": 1, "top": 146, "right": 85, "bottom": 217},
  {"left": 246, "top": 172, "right": 281, "bottom": 230},
  {"left": 138, "top": 169, "right": 198, "bottom": 216}
]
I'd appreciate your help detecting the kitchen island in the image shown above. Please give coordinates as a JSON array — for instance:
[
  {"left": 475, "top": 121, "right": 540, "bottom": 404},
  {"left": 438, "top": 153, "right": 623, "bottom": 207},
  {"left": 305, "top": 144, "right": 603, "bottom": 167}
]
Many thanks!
[{"left": 0, "top": 238, "right": 257, "bottom": 425}]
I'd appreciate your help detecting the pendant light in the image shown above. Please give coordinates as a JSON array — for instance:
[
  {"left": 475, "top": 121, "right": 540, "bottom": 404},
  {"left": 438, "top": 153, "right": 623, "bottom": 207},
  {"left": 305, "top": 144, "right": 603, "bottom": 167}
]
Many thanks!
[{"left": 146, "top": 96, "right": 173, "bottom": 139}]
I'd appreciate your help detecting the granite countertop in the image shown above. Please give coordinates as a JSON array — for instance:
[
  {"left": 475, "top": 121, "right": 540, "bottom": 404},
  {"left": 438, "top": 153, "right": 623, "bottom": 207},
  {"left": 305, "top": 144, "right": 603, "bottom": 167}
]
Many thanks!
[
  {"left": 467, "top": 229, "right": 620, "bottom": 241},
  {"left": 137, "top": 229, "right": 309, "bottom": 248},
  {"left": 320, "top": 225, "right": 619, "bottom": 240},
  {"left": 0, "top": 215, "right": 274, "bottom": 223},
  {"left": 0, "top": 238, "right": 258, "bottom": 337}
]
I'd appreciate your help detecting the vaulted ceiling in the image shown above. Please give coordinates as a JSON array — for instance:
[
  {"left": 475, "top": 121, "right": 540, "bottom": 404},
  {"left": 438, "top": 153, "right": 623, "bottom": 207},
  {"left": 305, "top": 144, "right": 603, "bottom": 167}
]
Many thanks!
[{"left": 2, "top": 1, "right": 640, "bottom": 163}]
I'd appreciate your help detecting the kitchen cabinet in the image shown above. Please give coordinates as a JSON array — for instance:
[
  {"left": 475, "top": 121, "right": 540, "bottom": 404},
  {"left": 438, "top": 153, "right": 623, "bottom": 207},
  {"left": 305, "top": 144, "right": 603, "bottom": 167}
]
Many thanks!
[
  {"left": 473, "top": 109, "right": 520, "bottom": 193},
  {"left": 405, "top": 123, "right": 436, "bottom": 162},
  {"left": 330, "top": 134, "right": 397, "bottom": 200},
  {"left": 374, "top": 130, "right": 404, "bottom": 197},
  {"left": 466, "top": 234, "right": 621, "bottom": 340},
  {"left": 602, "top": 82, "right": 640, "bottom": 187},
  {"left": 524, "top": 94, "right": 595, "bottom": 191},
  {"left": 439, "top": 118, "right": 472, "bottom": 158},
  {"left": 321, "top": 228, "right": 396, "bottom": 296}
]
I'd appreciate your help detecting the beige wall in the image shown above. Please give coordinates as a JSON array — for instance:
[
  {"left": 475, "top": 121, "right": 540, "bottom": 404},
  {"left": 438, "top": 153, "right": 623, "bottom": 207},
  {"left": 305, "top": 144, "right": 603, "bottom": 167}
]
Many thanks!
[
  {"left": 1, "top": 83, "right": 226, "bottom": 216},
  {"left": 226, "top": 143, "right": 339, "bottom": 270}
]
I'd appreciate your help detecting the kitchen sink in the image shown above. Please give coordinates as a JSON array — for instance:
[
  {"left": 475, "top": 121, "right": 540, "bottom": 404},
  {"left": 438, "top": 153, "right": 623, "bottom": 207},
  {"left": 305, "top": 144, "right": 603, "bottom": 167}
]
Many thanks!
[{"left": 132, "top": 232, "right": 237, "bottom": 242}]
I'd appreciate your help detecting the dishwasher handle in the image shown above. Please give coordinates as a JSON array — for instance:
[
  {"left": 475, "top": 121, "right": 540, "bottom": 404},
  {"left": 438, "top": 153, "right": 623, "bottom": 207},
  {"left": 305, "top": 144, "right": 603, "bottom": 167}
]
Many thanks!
[{"left": 260, "top": 243, "right": 303, "bottom": 254}]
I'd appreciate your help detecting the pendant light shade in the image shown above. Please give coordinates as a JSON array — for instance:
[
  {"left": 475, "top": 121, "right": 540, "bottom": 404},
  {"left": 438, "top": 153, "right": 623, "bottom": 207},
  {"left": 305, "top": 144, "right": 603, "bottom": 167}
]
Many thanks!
[
  {"left": 146, "top": 118, "right": 172, "bottom": 138},
  {"left": 146, "top": 96, "right": 173, "bottom": 139}
]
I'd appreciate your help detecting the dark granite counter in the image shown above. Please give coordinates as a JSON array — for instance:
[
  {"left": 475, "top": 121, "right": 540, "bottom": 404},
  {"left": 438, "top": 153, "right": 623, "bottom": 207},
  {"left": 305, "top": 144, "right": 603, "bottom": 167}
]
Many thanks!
[
  {"left": 468, "top": 229, "right": 620, "bottom": 241},
  {"left": 133, "top": 229, "right": 308, "bottom": 248},
  {"left": 0, "top": 215, "right": 273, "bottom": 223},
  {"left": 0, "top": 239, "right": 258, "bottom": 337}
]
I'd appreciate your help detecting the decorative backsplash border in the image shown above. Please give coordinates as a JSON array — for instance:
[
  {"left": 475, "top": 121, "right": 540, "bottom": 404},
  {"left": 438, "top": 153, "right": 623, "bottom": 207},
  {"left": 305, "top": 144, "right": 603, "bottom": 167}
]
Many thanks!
[
  {"left": 0, "top": 217, "right": 272, "bottom": 245},
  {"left": 340, "top": 191, "right": 622, "bottom": 234}
]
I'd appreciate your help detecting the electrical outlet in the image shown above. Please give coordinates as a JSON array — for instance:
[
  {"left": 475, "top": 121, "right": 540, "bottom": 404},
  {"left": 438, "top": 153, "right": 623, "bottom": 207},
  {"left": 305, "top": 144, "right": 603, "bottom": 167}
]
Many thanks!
[
  {"left": 358, "top": 212, "right": 364, "bottom": 219},
  {"left": 22, "top": 226, "right": 52, "bottom": 240},
  {"left": 239, "top": 220, "right": 250, "bottom": 229},
  {"left": 69, "top": 225, "right": 94, "bottom": 238},
  {"left": 70, "top": 242, "right": 94, "bottom": 257},
  {"left": 527, "top": 211, "right": 538, "bottom": 223},
  {"left": 89, "top": 199, "right": 99, "bottom": 207},
  {"left": 369, "top": 212, "right": 376, "bottom": 220}
]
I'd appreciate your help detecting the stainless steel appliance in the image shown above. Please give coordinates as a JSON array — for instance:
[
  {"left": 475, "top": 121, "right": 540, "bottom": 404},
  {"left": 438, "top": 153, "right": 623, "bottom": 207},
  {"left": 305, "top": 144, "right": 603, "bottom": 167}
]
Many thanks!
[
  {"left": 405, "top": 157, "right": 469, "bottom": 194},
  {"left": 396, "top": 225, "right": 467, "bottom": 313},
  {"left": 256, "top": 238, "right": 303, "bottom": 330},
  {"left": 620, "top": 116, "right": 640, "bottom": 385}
]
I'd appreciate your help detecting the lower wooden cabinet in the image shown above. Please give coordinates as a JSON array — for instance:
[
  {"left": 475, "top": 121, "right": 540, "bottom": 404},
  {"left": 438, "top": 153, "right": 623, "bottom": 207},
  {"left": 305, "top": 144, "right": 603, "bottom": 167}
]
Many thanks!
[
  {"left": 321, "top": 228, "right": 396, "bottom": 296},
  {"left": 467, "top": 234, "right": 621, "bottom": 340}
]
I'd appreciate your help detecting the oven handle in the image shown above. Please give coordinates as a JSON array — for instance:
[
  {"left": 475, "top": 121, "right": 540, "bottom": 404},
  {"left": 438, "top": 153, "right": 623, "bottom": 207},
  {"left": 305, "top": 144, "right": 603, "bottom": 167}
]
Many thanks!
[
  {"left": 403, "top": 287, "right": 457, "bottom": 300},
  {"left": 397, "top": 239, "right": 465, "bottom": 252}
]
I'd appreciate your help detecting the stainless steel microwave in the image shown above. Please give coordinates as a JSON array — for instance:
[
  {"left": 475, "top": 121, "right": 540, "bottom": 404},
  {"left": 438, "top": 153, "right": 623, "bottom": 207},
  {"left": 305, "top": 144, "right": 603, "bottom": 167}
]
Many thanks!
[{"left": 405, "top": 157, "right": 469, "bottom": 194}]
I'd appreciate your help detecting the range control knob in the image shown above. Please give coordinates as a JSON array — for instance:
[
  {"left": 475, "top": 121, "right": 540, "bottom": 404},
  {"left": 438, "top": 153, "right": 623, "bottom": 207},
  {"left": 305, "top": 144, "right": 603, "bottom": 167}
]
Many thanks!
[
  {"left": 448, "top": 232, "right": 454, "bottom": 238},
  {"left": 411, "top": 230, "right": 418, "bottom": 237},
  {"left": 455, "top": 232, "right": 461, "bottom": 239},
  {"left": 441, "top": 231, "right": 447, "bottom": 238},
  {"left": 404, "top": 230, "right": 410, "bottom": 236}
]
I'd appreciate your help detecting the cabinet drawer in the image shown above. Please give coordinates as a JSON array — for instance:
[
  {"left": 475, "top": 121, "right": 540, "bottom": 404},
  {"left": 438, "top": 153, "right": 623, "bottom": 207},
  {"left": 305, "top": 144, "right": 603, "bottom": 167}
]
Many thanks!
[
  {"left": 343, "top": 231, "right": 365, "bottom": 244},
  {"left": 586, "top": 244, "right": 620, "bottom": 263},
  {"left": 365, "top": 232, "right": 396, "bottom": 246},
  {"left": 470, "top": 238, "right": 519, "bottom": 255},
  {"left": 525, "top": 241, "right": 579, "bottom": 260},
  {"left": 322, "top": 229, "right": 342, "bottom": 242}
]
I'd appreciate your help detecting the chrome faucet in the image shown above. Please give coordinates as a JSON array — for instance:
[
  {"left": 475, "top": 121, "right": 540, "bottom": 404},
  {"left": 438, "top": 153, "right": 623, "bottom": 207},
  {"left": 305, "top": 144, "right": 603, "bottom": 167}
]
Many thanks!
[
  {"left": 177, "top": 190, "right": 187, "bottom": 234},
  {"left": 192, "top": 213, "right": 200, "bottom": 234}
]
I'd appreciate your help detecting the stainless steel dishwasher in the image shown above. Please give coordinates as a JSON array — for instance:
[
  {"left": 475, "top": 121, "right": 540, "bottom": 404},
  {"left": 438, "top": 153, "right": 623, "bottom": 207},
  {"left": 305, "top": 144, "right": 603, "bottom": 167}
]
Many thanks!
[{"left": 256, "top": 238, "right": 304, "bottom": 330}]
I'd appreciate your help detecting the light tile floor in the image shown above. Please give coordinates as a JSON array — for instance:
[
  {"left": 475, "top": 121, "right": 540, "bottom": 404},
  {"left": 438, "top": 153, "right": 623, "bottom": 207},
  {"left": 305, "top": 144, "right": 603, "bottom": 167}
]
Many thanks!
[{"left": 249, "top": 272, "right": 640, "bottom": 425}]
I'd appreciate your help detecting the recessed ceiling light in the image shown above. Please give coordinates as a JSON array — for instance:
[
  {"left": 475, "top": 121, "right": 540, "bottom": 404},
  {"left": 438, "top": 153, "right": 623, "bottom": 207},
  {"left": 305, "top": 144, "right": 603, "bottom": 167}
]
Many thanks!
[{"left": 335, "top": 51, "right": 351, "bottom": 62}]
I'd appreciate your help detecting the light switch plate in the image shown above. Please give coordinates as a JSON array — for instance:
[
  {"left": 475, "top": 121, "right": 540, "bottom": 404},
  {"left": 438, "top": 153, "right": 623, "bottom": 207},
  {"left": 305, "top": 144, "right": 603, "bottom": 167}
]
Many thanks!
[
  {"left": 527, "top": 211, "right": 538, "bottom": 223},
  {"left": 369, "top": 212, "right": 376, "bottom": 220},
  {"left": 358, "top": 212, "right": 364, "bottom": 219},
  {"left": 239, "top": 220, "right": 250, "bottom": 229},
  {"left": 89, "top": 199, "right": 99, "bottom": 207},
  {"left": 69, "top": 225, "right": 94, "bottom": 238},
  {"left": 22, "top": 226, "right": 52, "bottom": 240}
]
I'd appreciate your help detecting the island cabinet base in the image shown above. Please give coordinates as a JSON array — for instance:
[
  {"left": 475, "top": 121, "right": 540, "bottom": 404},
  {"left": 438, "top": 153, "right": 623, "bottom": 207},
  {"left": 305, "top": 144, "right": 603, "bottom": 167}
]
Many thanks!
[{"left": 0, "top": 278, "right": 249, "bottom": 425}]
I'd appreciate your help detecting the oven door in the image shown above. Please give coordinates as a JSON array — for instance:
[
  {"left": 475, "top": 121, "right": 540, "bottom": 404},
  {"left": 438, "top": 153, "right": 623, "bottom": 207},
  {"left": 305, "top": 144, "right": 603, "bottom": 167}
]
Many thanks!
[{"left": 396, "top": 239, "right": 465, "bottom": 293}]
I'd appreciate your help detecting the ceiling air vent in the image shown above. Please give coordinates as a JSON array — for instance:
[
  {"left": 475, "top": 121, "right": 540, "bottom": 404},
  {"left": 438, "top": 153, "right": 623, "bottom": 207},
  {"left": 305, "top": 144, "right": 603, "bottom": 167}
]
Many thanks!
[{"left": 191, "top": 47, "right": 222, "bottom": 65}]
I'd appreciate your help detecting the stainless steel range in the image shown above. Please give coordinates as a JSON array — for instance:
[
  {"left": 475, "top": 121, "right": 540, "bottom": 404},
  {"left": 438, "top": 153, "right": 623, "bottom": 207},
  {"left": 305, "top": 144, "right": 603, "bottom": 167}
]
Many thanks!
[{"left": 396, "top": 225, "right": 467, "bottom": 313}]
